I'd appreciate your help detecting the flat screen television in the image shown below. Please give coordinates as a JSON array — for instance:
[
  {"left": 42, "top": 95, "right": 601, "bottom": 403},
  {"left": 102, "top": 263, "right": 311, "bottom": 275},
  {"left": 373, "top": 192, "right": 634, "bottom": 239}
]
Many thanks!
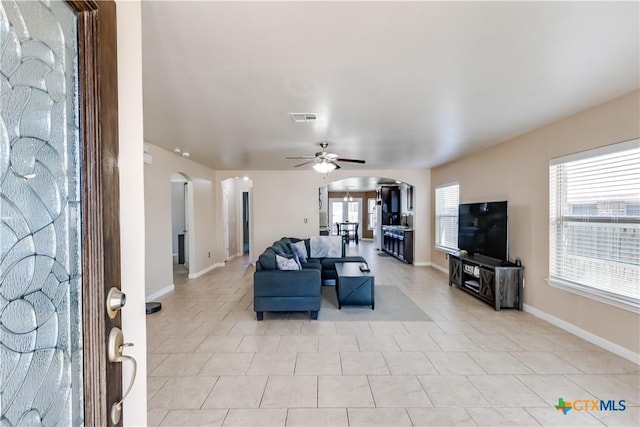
[{"left": 458, "top": 201, "right": 508, "bottom": 262}]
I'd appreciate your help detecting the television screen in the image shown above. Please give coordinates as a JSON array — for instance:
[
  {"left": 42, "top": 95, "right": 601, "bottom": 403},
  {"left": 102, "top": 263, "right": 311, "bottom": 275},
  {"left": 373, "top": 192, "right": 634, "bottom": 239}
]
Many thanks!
[{"left": 458, "top": 201, "right": 508, "bottom": 262}]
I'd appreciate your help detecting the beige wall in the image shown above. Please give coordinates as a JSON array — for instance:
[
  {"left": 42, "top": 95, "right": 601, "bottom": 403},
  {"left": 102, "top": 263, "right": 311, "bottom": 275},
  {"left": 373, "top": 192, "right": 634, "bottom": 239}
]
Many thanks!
[
  {"left": 116, "top": 1, "right": 147, "bottom": 425},
  {"left": 431, "top": 90, "right": 640, "bottom": 355},
  {"left": 144, "top": 144, "right": 220, "bottom": 299},
  {"left": 217, "top": 169, "right": 431, "bottom": 264}
]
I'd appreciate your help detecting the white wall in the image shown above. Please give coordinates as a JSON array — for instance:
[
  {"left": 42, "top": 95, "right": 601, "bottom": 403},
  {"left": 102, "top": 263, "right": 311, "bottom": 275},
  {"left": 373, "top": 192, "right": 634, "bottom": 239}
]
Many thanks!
[
  {"left": 431, "top": 90, "right": 640, "bottom": 357},
  {"left": 116, "top": 1, "right": 147, "bottom": 425},
  {"left": 216, "top": 169, "right": 431, "bottom": 265},
  {"left": 144, "top": 144, "right": 220, "bottom": 299}
]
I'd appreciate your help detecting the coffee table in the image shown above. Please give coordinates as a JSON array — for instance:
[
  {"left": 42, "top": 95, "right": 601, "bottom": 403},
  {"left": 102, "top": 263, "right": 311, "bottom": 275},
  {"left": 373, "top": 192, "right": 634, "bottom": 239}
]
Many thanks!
[{"left": 334, "top": 262, "right": 375, "bottom": 309}]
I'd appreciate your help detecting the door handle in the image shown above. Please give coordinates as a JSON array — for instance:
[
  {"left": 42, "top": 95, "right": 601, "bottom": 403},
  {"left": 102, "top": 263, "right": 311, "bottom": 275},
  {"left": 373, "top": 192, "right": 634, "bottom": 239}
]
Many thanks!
[
  {"left": 108, "top": 327, "right": 137, "bottom": 425},
  {"left": 106, "top": 287, "right": 127, "bottom": 319}
]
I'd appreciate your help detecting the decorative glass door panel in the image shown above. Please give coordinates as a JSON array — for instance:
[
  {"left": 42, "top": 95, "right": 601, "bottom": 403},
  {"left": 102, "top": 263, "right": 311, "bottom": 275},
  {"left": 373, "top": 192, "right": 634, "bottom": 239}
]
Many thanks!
[{"left": 1, "top": 1, "right": 83, "bottom": 425}]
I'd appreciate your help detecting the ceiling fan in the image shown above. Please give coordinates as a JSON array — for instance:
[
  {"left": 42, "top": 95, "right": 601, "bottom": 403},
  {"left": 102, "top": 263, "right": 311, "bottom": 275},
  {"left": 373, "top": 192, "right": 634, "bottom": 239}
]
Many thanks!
[{"left": 286, "top": 142, "right": 365, "bottom": 173}]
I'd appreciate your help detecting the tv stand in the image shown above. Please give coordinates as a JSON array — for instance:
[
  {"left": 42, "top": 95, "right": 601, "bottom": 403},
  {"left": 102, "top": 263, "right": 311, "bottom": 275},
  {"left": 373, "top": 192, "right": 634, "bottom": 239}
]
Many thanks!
[{"left": 448, "top": 252, "right": 523, "bottom": 311}]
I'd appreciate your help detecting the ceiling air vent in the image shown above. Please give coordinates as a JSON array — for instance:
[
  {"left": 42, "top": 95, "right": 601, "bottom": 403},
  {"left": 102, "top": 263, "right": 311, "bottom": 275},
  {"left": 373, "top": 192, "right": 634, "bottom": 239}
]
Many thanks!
[{"left": 289, "top": 112, "right": 317, "bottom": 123}]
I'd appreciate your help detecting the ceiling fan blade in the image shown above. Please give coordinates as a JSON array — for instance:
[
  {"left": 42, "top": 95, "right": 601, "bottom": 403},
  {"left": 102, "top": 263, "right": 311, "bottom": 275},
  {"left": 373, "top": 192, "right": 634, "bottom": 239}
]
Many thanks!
[
  {"left": 286, "top": 156, "right": 316, "bottom": 160},
  {"left": 332, "top": 162, "right": 341, "bottom": 170},
  {"left": 294, "top": 160, "right": 316, "bottom": 167},
  {"left": 336, "top": 157, "right": 366, "bottom": 164}
]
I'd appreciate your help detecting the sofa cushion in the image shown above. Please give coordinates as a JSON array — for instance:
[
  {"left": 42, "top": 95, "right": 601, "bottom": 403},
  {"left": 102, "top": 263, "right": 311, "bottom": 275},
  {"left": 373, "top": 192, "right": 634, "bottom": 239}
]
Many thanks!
[
  {"left": 257, "top": 247, "right": 278, "bottom": 270},
  {"left": 272, "top": 239, "right": 292, "bottom": 255},
  {"left": 310, "top": 236, "right": 342, "bottom": 257},
  {"left": 276, "top": 253, "right": 301, "bottom": 270},
  {"left": 290, "top": 240, "right": 309, "bottom": 263}
]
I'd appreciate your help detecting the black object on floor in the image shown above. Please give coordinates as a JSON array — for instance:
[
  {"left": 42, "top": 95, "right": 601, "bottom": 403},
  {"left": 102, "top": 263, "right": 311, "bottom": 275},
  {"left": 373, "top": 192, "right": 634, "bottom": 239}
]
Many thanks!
[
  {"left": 377, "top": 252, "right": 391, "bottom": 257},
  {"left": 146, "top": 302, "right": 162, "bottom": 314}
]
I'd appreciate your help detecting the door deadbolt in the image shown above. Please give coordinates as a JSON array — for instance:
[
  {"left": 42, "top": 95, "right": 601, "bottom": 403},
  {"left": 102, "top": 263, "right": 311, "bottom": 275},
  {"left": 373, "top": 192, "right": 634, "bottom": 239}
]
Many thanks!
[
  {"left": 108, "top": 327, "right": 137, "bottom": 425},
  {"left": 106, "top": 287, "right": 126, "bottom": 319}
]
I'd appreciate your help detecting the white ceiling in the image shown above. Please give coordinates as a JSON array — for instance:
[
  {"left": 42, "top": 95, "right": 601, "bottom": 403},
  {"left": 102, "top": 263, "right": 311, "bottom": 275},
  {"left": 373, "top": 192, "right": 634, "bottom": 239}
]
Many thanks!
[{"left": 141, "top": 1, "right": 639, "bottom": 172}]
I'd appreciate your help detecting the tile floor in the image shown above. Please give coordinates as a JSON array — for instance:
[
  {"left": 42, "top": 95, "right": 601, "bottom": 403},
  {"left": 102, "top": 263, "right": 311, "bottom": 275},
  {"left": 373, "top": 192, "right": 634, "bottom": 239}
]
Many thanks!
[{"left": 147, "top": 242, "right": 639, "bottom": 426}]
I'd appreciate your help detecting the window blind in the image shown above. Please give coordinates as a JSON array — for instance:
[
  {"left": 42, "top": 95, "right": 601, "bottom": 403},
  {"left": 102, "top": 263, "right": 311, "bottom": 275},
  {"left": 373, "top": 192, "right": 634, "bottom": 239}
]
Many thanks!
[
  {"left": 549, "top": 139, "right": 640, "bottom": 309},
  {"left": 435, "top": 183, "right": 459, "bottom": 250}
]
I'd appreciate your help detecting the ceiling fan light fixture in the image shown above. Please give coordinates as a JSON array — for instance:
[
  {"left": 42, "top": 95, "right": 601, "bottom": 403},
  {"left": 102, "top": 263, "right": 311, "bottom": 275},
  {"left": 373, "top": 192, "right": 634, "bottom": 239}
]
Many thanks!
[{"left": 313, "top": 160, "right": 336, "bottom": 174}]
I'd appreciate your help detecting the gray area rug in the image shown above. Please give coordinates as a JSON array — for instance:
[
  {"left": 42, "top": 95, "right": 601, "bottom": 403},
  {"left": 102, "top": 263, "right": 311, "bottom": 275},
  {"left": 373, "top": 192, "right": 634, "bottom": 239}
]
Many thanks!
[{"left": 318, "top": 285, "right": 431, "bottom": 321}]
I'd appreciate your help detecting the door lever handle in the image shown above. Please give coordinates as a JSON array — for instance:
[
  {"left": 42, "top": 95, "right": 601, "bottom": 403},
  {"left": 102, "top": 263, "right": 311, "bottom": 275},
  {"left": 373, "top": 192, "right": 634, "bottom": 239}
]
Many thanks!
[{"left": 108, "top": 327, "right": 137, "bottom": 425}]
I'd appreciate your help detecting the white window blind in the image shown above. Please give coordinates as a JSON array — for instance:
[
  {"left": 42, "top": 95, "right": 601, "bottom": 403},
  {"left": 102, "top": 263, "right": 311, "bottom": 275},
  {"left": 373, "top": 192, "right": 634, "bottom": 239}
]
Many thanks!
[
  {"left": 549, "top": 139, "right": 640, "bottom": 310},
  {"left": 435, "top": 183, "right": 459, "bottom": 250}
]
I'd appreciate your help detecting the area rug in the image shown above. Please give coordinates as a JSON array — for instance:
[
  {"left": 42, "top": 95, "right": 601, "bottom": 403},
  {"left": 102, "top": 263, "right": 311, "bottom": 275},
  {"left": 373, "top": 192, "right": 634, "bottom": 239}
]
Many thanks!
[
  {"left": 377, "top": 252, "right": 391, "bottom": 257},
  {"left": 318, "top": 285, "right": 431, "bottom": 321}
]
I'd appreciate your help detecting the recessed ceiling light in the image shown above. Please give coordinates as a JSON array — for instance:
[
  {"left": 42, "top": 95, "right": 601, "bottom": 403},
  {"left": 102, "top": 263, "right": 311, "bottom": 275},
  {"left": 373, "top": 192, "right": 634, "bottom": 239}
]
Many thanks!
[
  {"left": 182, "top": 152, "right": 190, "bottom": 158},
  {"left": 174, "top": 147, "right": 181, "bottom": 153},
  {"left": 289, "top": 112, "right": 317, "bottom": 123}
]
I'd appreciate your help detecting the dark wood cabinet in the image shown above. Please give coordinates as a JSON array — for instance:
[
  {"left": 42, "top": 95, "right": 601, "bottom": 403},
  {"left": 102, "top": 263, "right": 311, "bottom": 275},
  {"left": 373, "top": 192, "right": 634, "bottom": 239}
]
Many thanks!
[
  {"left": 448, "top": 253, "right": 523, "bottom": 310},
  {"left": 379, "top": 186, "right": 401, "bottom": 225},
  {"left": 381, "top": 225, "right": 413, "bottom": 264}
]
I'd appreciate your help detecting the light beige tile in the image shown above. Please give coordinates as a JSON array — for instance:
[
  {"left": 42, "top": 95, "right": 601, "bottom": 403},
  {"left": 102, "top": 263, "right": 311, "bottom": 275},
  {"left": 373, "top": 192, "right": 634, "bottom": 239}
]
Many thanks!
[
  {"left": 369, "top": 321, "right": 408, "bottom": 335},
  {"left": 425, "top": 352, "right": 486, "bottom": 375},
  {"left": 147, "top": 408, "right": 169, "bottom": 427},
  {"left": 515, "top": 374, "right": 597, "bottom": 406},
  {"left": 507, "top": 334, "right": 565, "bottom": 352},
  {"left": 402, "top": 321, "right": 445, "bottom": 335},
  {"left": 261, "top": 376, "right": 318, "bottom": 408},
  {"left": 223, "top": 310, "right": 256, "bottom": 322},
  {"left": 148, "top": 376, "right": 169, "bottom": 400},
  {"left": 193, "top": 321, "right": 235, "bottom": 336},
  {"left": 160, "top": 409, "right": 228, "bottom": 426},
  {"left": 555, "top": 351, "right": 640, "bottom": 374},
  {"left": 334, "top": 321, "right": 372, "bottom": 335},
  {"left": 383, "top": 352, "right": 438, "bottom": 375},
  {"left": 202, "top": 375, "right": 268, "bottom": 409},
  {"left": 236, "top": 335, "right": 281, "bottom": 352},
  {"left": 524, "top": 407, "right": 603, "bottom": 426},
  {"left": 228, "top": 321, "right": 269, "bottom": 335},
  {"left": 466, "top": 407, "right": 540, "bottom": 426},
  {"left": 153, "top": 335, "right": 208, "bottom": 354},
  {"left": 319, "top": 335, "right": 358, "bottom": 352},
  {"left": 347, "top": 408, "right": 412, "bottom": 426},
  {"left": 565, "top": 374, "right": 640, "bottom": 405},
  {"left": 340, "top": 352, "right": 389, "bottom": 375},
  {"left": 295, "top": 352, "right": 342, "bottom": 375},
  {"left": 368, "top": 375, "right": 433, "bottom": 407},
  {"left": 467, "top": 334, "right": 524, "bottom": 351},
  {"left": 285, "top": 408, "right": 348, "bottom": 427},
  {"left": 317, "top": 376, "right": 375, "bottom": 407},
  {"left": 264, "top": 320, "right": 302, "bottom": 336},
  {"left": 199, "top": 352, "right": 254, "bottom": 376},
  {"left": 149, "top": 376, "right": 218, "bottom": 409},
  {"left": 195, "top": 335, "right": 242, "bottom": 353},
  {"left": 510, "top": 352, "right": 582, "bottom": 374},
  {"left": 150, "top": 353, "right": 212, "bottom": 377},
  {"left": 467, "top": 375, "right": 547, "bottom": 407},
  {"left": 591, "top": 405, "right": 640, "bottom": 426},
  {"left": 277, "top": 336, "right": 319, "bottom": 352},
  {"left": 356, "top": 334, "right": 400, "bottom": 352},
  {"left": 247, "top": 352, "right": 297, "bottom": 375},
  {"left": 393, "top": 334, "right": 441, "bottom": 352},
  {"left": 300, "top": 322, "right": 336, "bottom": 335},
  {"left": 435, "top": 320, "right": 480, "bottom": 334},
  {"left": 223, "top": 408, "right": 287, "bottom": 426},
  {"left": 431, "top": 334, "right": 482, "bottom": 351},
  {"left": 467, "top": 351, "right": 533, "bottom": 374},
  {"left": 408, "top": 407, "right": 476, "bottom": 426},
  {"left": 417, "top": 375, "right": 490, "bottom": 407}
]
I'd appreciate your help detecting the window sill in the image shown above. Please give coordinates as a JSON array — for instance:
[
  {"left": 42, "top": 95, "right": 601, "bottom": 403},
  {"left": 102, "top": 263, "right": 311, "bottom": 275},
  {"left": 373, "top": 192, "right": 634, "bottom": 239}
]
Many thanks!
[
  {"left": 434, "top": 245, "right": 458, "bottom": 255},
  {"left": 546, "top": 278, "right": 640, "bottom": 313}
]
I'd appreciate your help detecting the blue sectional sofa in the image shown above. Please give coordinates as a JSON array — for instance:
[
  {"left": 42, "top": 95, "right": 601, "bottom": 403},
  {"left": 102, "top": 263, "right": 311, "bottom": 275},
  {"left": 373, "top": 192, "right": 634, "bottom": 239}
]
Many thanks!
[{"left": 253, "top": 237, "right": 367, "bottom": 320}]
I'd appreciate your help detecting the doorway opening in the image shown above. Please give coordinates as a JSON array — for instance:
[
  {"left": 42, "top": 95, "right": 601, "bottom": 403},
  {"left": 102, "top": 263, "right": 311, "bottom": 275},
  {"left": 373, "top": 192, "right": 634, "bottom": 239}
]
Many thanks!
[
  {"left": 221, "top": 177, "right": 254, "bottom": 263},
  {"left": 171, "top": 172, "right": 194, "bottom": 281}
]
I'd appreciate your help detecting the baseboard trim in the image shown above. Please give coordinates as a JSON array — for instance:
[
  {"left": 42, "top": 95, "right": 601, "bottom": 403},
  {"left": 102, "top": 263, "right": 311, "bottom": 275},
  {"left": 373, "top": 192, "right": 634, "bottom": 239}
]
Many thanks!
[
  {"left": 146, "top": 284, "right": 175, "bottom": 302},
  {"left": 523, "top": 303, "right": 640, "bottom": 364},
  {"left": 414, "top": 261, "right": 430, "bottom": 267},
  {"left": 188, "top": 262, "right": 224, "bottom": 279}
]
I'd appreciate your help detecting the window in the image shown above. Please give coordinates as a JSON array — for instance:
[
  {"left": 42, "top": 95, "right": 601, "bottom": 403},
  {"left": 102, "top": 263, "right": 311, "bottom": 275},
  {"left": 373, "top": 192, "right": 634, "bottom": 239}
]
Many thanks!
[
  {"left": 435, "top": 183, "right": 459, "bottom": 251},
  {"left": 549, "top": 139, "right": 640, "bottom": 310},
  {"left": 368, "top": 198, "right": 377, "bottom": 230}
]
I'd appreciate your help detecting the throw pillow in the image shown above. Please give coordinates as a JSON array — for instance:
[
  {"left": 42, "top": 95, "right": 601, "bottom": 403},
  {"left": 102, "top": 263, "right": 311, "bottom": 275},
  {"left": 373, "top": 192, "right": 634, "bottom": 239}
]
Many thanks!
[
  {"left": 290, "top": 240, "right": 308, "bottom": 263},
  {"left": 276, "top": 253, "right": 301, "bottom": 270}
]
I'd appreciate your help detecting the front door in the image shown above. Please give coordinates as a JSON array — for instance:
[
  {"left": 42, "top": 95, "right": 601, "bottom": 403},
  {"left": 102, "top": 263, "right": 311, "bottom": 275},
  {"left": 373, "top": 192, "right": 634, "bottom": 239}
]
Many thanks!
[{"left": 1, "top": 1, "right": 125, "bottom": 426}]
